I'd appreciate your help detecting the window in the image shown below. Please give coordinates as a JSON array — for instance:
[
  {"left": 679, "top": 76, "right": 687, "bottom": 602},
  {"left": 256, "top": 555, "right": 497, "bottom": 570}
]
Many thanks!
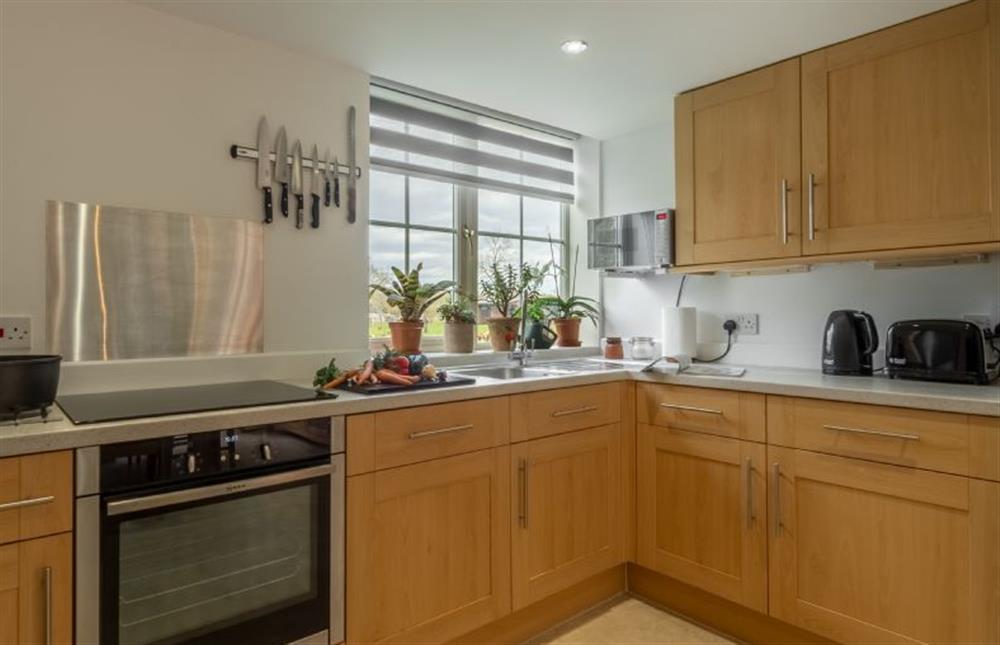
[{"left": 368, "top": 83, "right": 576, "bottom": 349}]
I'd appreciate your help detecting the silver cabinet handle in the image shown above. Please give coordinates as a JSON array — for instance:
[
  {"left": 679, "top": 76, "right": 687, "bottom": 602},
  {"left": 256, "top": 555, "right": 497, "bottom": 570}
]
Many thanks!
[
  {"left": 823, "top": 424, "right": 920, "bottom": 441},
  {"left": 780, "top": 178, "right": 790, "bottom": 244},
  {"left": 745, "top": 459, "right": 755, "bottom": 529},
  {"left": 408, "top": 424, "right": 474, "bottom": 440},
  {"left": 771, "top": 463, "right": 782, "bottom": 537},
  {"left": 517, "top": 458, "right": 528, "bottom": 528},
  {"left": 43, "top": 566, "right": 53, "bottom": 645},
  {"left": 0, "top": 495, "right": 55, "bottom": 512},
  {"left": 551, "top": 406, "right": 597, "bottom": 418},
  {"left": 660, "top": 403, "right": 723, "bottom": 416},
  {"left": 807, "top": 173, "right": 816, "bottom": 241}
]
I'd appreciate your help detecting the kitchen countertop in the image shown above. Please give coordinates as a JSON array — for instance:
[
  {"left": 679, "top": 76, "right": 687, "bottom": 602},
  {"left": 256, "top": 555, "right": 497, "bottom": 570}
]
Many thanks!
[{"left": 1, "top": 364, "right": 997, "bottom": 457}]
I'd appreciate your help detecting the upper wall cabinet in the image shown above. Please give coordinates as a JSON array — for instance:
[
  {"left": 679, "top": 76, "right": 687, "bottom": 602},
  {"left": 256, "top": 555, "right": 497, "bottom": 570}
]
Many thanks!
[
  {"left": 675, "top": 59, "right": 801, "bottom": 265},
  {"left": 801, "top": 0, "right": 1000, "bottom": 255}
]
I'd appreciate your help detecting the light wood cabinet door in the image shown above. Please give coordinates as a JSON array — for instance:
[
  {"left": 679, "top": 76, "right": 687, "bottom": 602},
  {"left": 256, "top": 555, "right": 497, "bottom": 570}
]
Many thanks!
[
  {"left": 768, "top": 447, "right": 1000, "bottom": 644},
  {"left": 510, "top": 425, "right": 623, "bottom": 610},
  {"left": 0, "top": 451, "right": 73, "bottom": 545},
  {"left": 637, "top": 424, "right": 767, "bottom": 612},
  {"left": 0, "top": 532, "right": 73, "bottom": 645},
  {"left": 675, "top": 58, "right": 801, "bottom": 265},
  {"left": 801, "top": 0, "right": 1000, "bottom": 255},
  {"left": 347, "top": 447, "right": 511, "bottom": 644}
]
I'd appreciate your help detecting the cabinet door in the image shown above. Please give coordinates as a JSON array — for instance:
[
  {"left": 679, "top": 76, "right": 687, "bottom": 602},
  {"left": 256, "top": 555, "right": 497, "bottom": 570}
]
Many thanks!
[
  {"left": 768, "top": 447, "right": 1000, "bottom": 644},
  {"left": 0, "top": 533, "right": 73, "bottom": 645},
  {"left": 675, "top": 58, "right": 801, "bottom": 265},
  {"left": 510, "top": 425, "right": 623, "bottom": 609},
  {"left": 0, "top": 452, "right": 73, "bottom": 545},
  {"left": 801, "top": 0, "right": 1000, "bottom": 254},
  {"left": 347, "top": 447, "right": 511, "bottom": 644},
  {"left": 637, "top": 424, "right": 767, "bottom": 612}
]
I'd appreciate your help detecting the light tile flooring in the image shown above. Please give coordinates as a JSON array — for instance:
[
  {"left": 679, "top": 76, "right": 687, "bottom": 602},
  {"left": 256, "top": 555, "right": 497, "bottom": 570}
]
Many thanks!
[{"left": 534, "top": 597, "right": 737, "bottom": 645}]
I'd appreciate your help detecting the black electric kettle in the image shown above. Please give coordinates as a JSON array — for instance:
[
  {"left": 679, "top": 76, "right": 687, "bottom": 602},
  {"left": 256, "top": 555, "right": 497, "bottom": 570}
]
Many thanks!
[{"left": 822, "top": 310, "right": 879, "bottom": 376}]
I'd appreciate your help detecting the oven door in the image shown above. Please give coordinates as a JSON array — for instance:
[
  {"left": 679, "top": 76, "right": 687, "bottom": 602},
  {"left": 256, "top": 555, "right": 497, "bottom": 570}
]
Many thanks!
[{"left": 96, "top": 459, "right": 341, "bottom": 645}]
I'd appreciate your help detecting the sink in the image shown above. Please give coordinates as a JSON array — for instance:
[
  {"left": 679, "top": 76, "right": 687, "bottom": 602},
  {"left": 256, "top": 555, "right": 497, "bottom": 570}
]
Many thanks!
[
  {"left": 453, "top": 359, "right": 627, "bottom": 381},
  {"left": 452, "top": 366, "right": 556, "bottom": 380}
]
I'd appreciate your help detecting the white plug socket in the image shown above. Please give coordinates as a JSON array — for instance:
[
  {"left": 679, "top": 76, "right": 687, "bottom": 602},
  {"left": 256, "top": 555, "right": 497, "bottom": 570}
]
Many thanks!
[
  {"left": 0, "top": 316, "right": 32, "bottom": 350},
  {"left": 725, "top": 313, "right": 759, "bottom": 335}
]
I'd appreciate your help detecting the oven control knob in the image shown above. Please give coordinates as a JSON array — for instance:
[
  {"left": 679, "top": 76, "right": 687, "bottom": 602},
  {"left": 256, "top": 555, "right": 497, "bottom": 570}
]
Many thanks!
[
  {"left": 186, "top": 454, "right": 197, "bottom": 474},
  {"left": 260, "top": 444, "right": 272, "bottom": 462}
]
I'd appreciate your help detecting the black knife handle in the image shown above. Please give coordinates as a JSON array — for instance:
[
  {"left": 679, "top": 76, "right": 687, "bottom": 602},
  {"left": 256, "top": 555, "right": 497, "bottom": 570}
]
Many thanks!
[
  {"left": 333, "top": 176, "right": 341, "bottom": 208},
  {"left": 295, "top": 194, "right": 304, "bottom": 229},
  {"left": 311, "top": 195, "right": 321, "bottom": 228},
  {"left": 263, "top": 187, "right": 273, "bottom": 224},
  {"left": 324, "top": 179, "right": 332, "bottom": 207},
  {"left": 280, "top": 183, "right": 289, "bottom": 217}
]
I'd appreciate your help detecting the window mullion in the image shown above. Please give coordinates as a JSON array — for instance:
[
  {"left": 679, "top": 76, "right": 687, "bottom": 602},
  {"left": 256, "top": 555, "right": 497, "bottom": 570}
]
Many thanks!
[{"left": 403, "top": 175, "right": 411, "bottom": 272}]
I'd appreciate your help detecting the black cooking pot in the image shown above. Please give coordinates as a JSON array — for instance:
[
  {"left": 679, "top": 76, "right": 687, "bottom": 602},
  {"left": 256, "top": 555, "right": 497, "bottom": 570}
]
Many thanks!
[{"left": 0, "top": 355, "right": 62, "bottom": 417}]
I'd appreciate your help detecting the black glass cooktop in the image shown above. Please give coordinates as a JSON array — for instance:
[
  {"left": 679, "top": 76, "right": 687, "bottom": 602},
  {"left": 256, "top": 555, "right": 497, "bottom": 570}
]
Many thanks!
[{"left": 57, "top": 380, "right": 334, "bottom": 424}]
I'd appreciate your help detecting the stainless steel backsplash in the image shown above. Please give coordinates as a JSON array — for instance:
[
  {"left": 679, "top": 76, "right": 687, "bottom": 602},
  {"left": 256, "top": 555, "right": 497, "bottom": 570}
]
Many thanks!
[{"left": 46, "top": 201, "right": 263, "bottom": 361}]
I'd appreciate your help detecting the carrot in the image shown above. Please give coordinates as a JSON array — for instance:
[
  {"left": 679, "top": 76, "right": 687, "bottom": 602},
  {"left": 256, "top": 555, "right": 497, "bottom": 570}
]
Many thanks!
[
  {"left": 322, "top": 373, "right": 350, "bottom": 390},
  {"left": 354, "top": 360, "right": 374, "bottom": 385},
  {"left": 375, "top": 369, "right": 419, "bottom": 386}
]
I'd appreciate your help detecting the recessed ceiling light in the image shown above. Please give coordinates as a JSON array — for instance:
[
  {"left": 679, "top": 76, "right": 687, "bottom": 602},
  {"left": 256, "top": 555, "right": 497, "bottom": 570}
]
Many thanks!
[{"left": 560, "top": 40, "right": 588, "bottom": 55}]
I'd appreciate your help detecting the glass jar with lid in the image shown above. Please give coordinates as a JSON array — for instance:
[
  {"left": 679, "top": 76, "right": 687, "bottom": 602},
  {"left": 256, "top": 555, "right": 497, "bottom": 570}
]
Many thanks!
[{"left": 628, "top": 336, "right": 656, "bottom": 360}]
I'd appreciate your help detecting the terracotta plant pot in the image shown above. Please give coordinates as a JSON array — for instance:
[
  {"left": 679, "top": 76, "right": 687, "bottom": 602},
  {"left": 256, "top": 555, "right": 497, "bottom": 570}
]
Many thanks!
[
  {"left": 552, "top": 318, "right": 582, "bottom": 347},
  {"left": 487, "top": 317, "right": 520, "bottom": 352},
  {"left": 443, "top": 322, "right": 476, "bottom": 354},
  {"left": 388, "top": 321, "right": 424, "bottom": 353}
]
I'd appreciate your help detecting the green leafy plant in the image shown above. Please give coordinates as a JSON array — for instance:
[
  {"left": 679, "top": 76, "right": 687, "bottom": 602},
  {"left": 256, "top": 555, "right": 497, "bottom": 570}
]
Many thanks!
[
  {"left": 312, "top": 358, "right": 341, "bottom": 387},
  {"left": 538, "top": 242, "right": 599, "bottom": 323},
  {"left": 369, "top": 264, "right": 454, "bottom": 322},
  {"left": 437, "top": 295, "right": 477, "bottom": 324},
  {"left": 479, "top": 261, "right": 548, "bottom": 318}
]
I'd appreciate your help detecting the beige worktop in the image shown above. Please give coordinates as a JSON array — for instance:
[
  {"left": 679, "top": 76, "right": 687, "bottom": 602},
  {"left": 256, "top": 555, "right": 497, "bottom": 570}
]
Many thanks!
[{"left": 1, "top": 364, "right": 997, "bottom": 457}]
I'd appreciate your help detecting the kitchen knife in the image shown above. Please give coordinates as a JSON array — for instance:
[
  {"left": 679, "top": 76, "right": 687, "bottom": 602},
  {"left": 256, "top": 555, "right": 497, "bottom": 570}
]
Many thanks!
[
  {"left": 323, "top": 148, "right": 332, "bottom": 207},
  {"left": 291, "top": 140, "right": 304, "bottom": 229},
  {"left": 256, "top": 116, "right": 273, "bottom": 224},
  {"left": 273, "top": 127, "right": 289, "bottom": 218},
  {"left": 310, "top": 144, "right": 322, "bottom": 229},
  {"left": 347, "top": 105, "right": 357, "bottom": 223},
  {"left": 333, "top": 155, "right": 341, "bottom": 208}
]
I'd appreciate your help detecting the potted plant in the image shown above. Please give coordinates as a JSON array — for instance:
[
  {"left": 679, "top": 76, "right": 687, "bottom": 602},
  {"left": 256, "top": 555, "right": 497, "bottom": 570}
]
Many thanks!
[
  {"left": 437, "top": 296, "right": 477, "bottom": 354},
  {"left": 369, "top": 264, "right": 454, "bottom": 353},
  {"left": 479, "top": 262, "right": 546, "bottom": 352},
  {"left": 519, "top": 295, "right": 557, "bottom": 350},
  {"left": 538, "top": 245, "right": 599, "bottom": 347}
]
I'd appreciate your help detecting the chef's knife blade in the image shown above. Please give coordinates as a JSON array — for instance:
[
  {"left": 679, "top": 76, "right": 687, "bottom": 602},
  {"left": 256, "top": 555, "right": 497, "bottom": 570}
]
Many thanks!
[
  {"left": 291, "top": 140, "right": 304, "bottom": 229},
  {"left": 310, "top": 144, "right": 322, "bottom": 229},
  {"left": 333, "top": 156, "right": 341, "bottom": 208},
  {"left": 347, "top": 105, "right": 357, "bottom": 224},
  {"left": 323, "top": 148, "right": 332, "bottom": 207},
  {"left": 273, "top": 127, "right": 289, "bottom": 218},
  {"left": 256, "top": 116, "right": 273, "bottom": 224}
]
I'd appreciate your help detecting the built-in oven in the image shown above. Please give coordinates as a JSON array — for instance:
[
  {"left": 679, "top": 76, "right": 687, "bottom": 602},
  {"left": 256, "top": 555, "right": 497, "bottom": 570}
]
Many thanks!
[{"left": 75, "top": 416, "right": 345, "bottom": 645}]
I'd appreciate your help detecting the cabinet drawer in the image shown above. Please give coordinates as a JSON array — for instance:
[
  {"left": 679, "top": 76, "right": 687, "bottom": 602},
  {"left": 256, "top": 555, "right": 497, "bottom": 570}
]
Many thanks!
[
  {"left": 767, "top": 396, "right": 994, "bottom": 478},
  {"left": 510, "top": 383, "right": 620, "bottom": 442},
  {"left": 637, "top": 384, "right": 765, "bottom": 442},
  {"left": 371, "top": 398, "right": 509, "bottom": 471},
  {"left": 0, "top": 451, "right": 73, "bottom": 545}
]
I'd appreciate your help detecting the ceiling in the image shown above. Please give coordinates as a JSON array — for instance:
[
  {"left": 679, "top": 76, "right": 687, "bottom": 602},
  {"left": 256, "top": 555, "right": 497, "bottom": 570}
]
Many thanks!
[{"left": 140, "top": 0, "right": 962, "bottom": 140}]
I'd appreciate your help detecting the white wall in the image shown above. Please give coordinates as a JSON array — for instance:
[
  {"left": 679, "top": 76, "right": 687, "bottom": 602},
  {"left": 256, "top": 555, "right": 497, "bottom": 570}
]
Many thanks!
[
  {"left": 569, "top": 136, "right": 602, "bottom": 347},
  {"left": 599, "top": 120, "right": 1000, "bottom": 369},
  {"left": 1, "top": 2, "right": 371, "bottom": 391}
]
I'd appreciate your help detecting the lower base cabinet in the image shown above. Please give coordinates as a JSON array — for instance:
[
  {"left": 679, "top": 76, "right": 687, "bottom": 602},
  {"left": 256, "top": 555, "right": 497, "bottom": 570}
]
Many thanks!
[
  {"left": 768, "top": 447, "right": 1000, "bottom": 645},
  {"left": 636, "top": 424, "right": 767, "bottom": 612},
  {"left": 0, "top": 532, "right": 73, "bottom": 645},
  {"left": 510, "top": 424, "right": 623, "bottom": 609},
  {"left": 347, "top": 447, "right": 511, "bottom": 644}
]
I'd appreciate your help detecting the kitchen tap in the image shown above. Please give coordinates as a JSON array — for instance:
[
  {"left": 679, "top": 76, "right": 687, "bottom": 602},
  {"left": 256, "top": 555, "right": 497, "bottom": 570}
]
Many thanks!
[{"left": 509, "top": 289, "right": 534, "bottom": 366}]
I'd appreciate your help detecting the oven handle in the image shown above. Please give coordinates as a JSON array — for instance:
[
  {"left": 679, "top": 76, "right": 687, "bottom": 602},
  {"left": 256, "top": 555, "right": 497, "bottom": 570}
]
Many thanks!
[{"left": 105, "top": 463, "right": 334, "bottom": 517}]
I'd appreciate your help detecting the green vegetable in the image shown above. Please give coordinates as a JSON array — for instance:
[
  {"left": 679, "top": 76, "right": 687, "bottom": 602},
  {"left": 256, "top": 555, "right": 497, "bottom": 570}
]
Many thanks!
[
  {"left": 313, "top": 358, "right": 341, "bottom": 387},
  {"left": 408, "top": 353, "right": 429, "bottom": 376},
  {"left": 371, "top": 345, "right": 401, "bottom": 371}
]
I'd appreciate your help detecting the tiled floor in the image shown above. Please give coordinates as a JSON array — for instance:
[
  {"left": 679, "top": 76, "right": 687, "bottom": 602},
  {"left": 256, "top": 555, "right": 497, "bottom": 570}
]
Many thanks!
[{"left": 534, "top": 597, "right": 737, "bottom": 645}]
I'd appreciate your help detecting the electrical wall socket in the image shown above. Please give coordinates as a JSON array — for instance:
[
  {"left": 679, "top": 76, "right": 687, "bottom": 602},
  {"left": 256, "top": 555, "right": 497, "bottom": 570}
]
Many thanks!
[
  {"left": 0, "top": 316, "right": 31, "bottom": 350},
  {"left": 726, "top": 313, "right": 759, "bottom": 335}
]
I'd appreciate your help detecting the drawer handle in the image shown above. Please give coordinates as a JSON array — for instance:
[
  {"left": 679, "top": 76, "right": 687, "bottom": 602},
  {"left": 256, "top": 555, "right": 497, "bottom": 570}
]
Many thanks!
[
  {"left": 551, "top": 406, "right": 597, "bottom": 418},
  {"left": 407, "top": 424, "right": 474, "bottom": 440},
  {"left": 823, "top": 424, "right": 920, "bottom": 442},
  {"left": 745, "top": 459, "right": 755, "bottom": 529},
  {"left": 0, "top": 495, "right": 55, "bottom": 511},
  {"left": 517, "top": 458, "right": 529, "bottom": 529},
  {"left": 660, "top": 403, "right": 723, "bottom": 416},
  {"left": 771, "top": 463, "right": 782, "bottom": 538},
  {"left": 43, "top": 566, "right": 53, "bottom": 645}
]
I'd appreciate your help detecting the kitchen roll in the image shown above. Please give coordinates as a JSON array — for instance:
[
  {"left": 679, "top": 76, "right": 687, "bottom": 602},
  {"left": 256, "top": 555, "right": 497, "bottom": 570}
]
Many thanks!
[{"left": 661, "top": 306, "right": 697, "bottom": 358}]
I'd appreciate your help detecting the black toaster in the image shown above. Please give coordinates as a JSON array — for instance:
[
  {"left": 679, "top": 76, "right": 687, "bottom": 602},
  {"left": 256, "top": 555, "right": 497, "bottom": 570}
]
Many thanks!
[{"left": 886, "top": 319, "right": 1000, "bottom": 385}]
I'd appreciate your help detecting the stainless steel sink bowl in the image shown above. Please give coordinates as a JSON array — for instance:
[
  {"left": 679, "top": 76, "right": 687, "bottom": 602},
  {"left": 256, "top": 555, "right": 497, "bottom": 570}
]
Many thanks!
[
  {"left": 453, "top": 359, "right": 627, "bottom": 381},
  {"left": 451, "top": 366, "right": 555, "bottom": 380}
]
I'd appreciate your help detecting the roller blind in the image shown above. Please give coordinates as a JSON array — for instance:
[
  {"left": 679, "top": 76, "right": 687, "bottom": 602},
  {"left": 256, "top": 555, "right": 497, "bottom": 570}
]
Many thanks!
[{"left": 369, "top": 88, "right": 576, "bottom": 203}]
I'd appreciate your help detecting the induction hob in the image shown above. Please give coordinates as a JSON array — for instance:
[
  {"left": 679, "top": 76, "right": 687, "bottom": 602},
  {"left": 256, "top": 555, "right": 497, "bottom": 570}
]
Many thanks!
[{"left": 57, "top": 380, "right": 334, "bottom": 424}]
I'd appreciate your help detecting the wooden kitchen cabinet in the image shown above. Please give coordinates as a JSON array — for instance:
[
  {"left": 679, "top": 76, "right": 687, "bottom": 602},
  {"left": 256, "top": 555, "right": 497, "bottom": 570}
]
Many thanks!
[
  {"left": 636, "top": 424, "right": 767, "bottom": 612},
  {"left": 675, "top": 58, "right": 801, "bottom": 265},
  {"left": 510, "top": 424, "right": 623, "bottom": 610},
  {"left": 801, "top": 0, "right": 1000, "bottom": 255},
  {"left": 767, "top": 446, "right": 1000, "bottom": 644},
  {"left": 347, "top": 447, "right": 511, "bottom": 644},
  {"left": 0, "top": 451, "right": 73, "bottom": 545},
  {"left": 0, "top": 532, "right": 73, "bottom": 645}
]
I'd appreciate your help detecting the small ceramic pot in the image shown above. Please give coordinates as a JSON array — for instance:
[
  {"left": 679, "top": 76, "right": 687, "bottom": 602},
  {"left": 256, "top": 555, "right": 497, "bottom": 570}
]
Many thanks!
[
  {"left": 487, "top": 317, "right": 520, "bottom": 352},
  {"left": 388, "top": 321, "right": 424, "bottom": 354},
  {"left": 552, "top": 318, "right": 582, "bottom": 347},
  {"left": 443, "top": 322, "right": 476, "bottom": 353}
]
